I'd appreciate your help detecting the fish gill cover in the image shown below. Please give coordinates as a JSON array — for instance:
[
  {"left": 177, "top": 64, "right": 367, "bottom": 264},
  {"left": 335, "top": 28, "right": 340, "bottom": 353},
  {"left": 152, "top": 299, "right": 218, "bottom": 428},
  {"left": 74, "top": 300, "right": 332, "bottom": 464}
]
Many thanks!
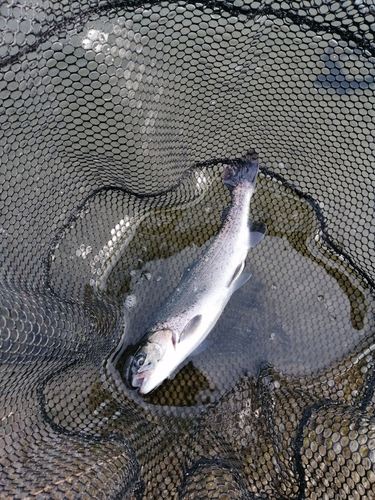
[{"left": 1, "top": 0, "right": 375, "bottom": 499}]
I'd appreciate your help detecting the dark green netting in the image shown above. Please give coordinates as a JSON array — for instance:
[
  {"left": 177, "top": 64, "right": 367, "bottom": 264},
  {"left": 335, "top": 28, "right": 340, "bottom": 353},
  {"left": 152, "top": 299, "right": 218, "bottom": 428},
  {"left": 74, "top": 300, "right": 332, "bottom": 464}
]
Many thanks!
[{"left": 1, "top": 0, "right": 375, "bottom": 498}]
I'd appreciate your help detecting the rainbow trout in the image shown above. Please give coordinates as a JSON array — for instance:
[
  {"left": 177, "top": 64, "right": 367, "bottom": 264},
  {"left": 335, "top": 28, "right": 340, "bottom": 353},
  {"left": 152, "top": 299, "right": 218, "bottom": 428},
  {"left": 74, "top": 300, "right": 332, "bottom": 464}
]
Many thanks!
[{"left": 124, "top": 150, "right": 266, "bottom": 394}]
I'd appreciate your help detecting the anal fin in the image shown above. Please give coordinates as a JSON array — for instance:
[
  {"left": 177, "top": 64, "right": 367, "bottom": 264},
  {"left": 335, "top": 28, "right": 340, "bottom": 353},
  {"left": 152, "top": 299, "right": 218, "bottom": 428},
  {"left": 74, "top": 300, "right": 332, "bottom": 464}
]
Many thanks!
[{"left": 249, "top": 221, "right": 267, "bottom": 248}]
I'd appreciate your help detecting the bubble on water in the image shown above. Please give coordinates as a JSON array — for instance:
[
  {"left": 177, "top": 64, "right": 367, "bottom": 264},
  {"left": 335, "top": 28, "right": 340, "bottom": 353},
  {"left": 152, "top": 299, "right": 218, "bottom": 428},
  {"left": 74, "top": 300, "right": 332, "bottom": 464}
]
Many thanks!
[
  {"left": 81, "top": 39, "right": 92, "bottom": 49},
  {"left": 75, "top": 244, "right": 92, "bottom": 259},
  {"left": 125, "top": 295, "right": 137, "bottom": 309}
]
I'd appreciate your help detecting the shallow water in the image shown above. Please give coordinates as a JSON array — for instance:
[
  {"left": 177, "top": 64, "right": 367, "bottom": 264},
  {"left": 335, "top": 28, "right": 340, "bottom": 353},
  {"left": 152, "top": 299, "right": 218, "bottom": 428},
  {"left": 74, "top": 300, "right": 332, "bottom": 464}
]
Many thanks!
[
  {"left": 46, "top": 160, "right": 374, "bottom": 410},
  {"left": 86, "top": 164, "right": 375, "bottom": 409}
]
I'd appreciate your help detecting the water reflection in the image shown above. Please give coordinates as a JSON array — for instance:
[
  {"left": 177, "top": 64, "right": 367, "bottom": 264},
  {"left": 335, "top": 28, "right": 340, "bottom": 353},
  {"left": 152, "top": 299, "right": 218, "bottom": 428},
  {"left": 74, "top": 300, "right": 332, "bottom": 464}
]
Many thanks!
[
  {"left": 46, "top": 160, "right": 374, "bottom": 408},
  {"left": 104, "top": 165, "right": 374, "bottom": 407}
]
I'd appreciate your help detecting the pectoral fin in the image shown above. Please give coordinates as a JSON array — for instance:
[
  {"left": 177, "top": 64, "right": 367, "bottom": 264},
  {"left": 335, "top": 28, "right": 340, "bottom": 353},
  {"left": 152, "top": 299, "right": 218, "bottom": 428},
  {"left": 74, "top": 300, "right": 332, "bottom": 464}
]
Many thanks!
[
  {"left": 230, "top": 272, "right": 251, "bottom": 292},
  {"left": 249, "top": 221, "right": 267, "bottom": 248},
  {"left": 179, "top": 314, "right": 202, "bottom": 343}
]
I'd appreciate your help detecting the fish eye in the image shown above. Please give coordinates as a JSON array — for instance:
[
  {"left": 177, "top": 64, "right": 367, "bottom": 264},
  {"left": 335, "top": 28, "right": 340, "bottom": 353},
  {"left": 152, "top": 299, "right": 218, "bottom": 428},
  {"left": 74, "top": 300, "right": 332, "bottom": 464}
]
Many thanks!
[{"left": 134, "top": 352, "right": 146, "bottom": 369}]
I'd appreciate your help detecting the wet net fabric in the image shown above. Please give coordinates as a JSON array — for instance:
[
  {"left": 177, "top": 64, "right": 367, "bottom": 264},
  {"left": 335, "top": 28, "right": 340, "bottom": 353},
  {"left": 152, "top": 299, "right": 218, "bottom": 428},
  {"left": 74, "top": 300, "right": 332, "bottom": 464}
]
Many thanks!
[{"left": 1, "top": 0, "right": 375, "bottom": 498}]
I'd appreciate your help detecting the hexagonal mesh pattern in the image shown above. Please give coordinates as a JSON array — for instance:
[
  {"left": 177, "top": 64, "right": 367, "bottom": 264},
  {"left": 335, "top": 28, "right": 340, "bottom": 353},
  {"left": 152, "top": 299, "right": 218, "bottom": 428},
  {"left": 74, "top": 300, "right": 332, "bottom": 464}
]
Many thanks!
[{"left": 1, "top": 0, "right": 375, "bottom": 498}]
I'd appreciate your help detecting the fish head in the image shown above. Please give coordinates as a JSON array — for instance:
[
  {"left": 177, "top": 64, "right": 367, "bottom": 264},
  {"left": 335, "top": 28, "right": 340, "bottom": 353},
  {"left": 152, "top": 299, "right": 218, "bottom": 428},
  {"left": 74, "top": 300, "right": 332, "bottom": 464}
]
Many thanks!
[{"left": 123, "top": 328, "right": 174, "bottom": 394}]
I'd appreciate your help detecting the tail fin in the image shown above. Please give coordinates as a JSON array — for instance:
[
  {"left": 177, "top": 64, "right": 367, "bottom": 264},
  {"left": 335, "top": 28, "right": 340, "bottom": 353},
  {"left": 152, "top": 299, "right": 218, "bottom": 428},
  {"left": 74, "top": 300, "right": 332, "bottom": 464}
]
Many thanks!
[{"left": 222, "top": 149, "right": 259, "bottom": 191}]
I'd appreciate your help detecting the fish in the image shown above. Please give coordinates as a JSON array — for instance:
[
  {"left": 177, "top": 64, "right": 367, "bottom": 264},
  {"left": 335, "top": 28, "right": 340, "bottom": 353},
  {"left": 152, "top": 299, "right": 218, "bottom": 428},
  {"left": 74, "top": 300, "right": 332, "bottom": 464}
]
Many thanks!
[{"left": 123, "top": 149, "right": 266, "bottom": 394}]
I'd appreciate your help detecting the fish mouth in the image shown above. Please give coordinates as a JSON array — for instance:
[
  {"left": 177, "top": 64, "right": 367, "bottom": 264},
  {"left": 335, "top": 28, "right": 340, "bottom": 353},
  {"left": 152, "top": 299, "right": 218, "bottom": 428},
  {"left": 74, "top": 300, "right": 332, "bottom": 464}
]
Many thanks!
[
  {"left": 133, "top": 371, "right": 159, "bottom": 395},
  {"left": 122, "top": 346, "right": 148, "bottom": 391},
  {"left": 131, "top": 372, "right": 148, "bottom": 391}
]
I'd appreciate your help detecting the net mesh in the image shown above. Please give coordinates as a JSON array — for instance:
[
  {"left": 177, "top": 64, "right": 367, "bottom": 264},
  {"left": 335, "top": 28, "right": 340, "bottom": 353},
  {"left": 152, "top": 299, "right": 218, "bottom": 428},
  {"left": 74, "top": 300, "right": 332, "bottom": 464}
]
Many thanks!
[{"left": 1, "top": 0, "right": 375, "bottom": 498}]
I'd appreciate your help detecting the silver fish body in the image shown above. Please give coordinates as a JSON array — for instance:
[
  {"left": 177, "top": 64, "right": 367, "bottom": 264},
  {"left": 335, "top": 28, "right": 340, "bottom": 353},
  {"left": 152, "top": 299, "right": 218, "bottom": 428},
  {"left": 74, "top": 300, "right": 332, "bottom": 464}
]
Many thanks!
[{"left": 124, "top": 149, "right": 266, "bottom": 394}]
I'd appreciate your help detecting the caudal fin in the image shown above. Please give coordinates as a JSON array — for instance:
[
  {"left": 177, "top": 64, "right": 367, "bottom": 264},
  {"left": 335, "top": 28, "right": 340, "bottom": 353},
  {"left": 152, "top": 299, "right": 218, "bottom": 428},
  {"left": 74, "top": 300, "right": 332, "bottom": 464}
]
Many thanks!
[{"left": 222, "top": 149, "right": 259, "bottom": 190}]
